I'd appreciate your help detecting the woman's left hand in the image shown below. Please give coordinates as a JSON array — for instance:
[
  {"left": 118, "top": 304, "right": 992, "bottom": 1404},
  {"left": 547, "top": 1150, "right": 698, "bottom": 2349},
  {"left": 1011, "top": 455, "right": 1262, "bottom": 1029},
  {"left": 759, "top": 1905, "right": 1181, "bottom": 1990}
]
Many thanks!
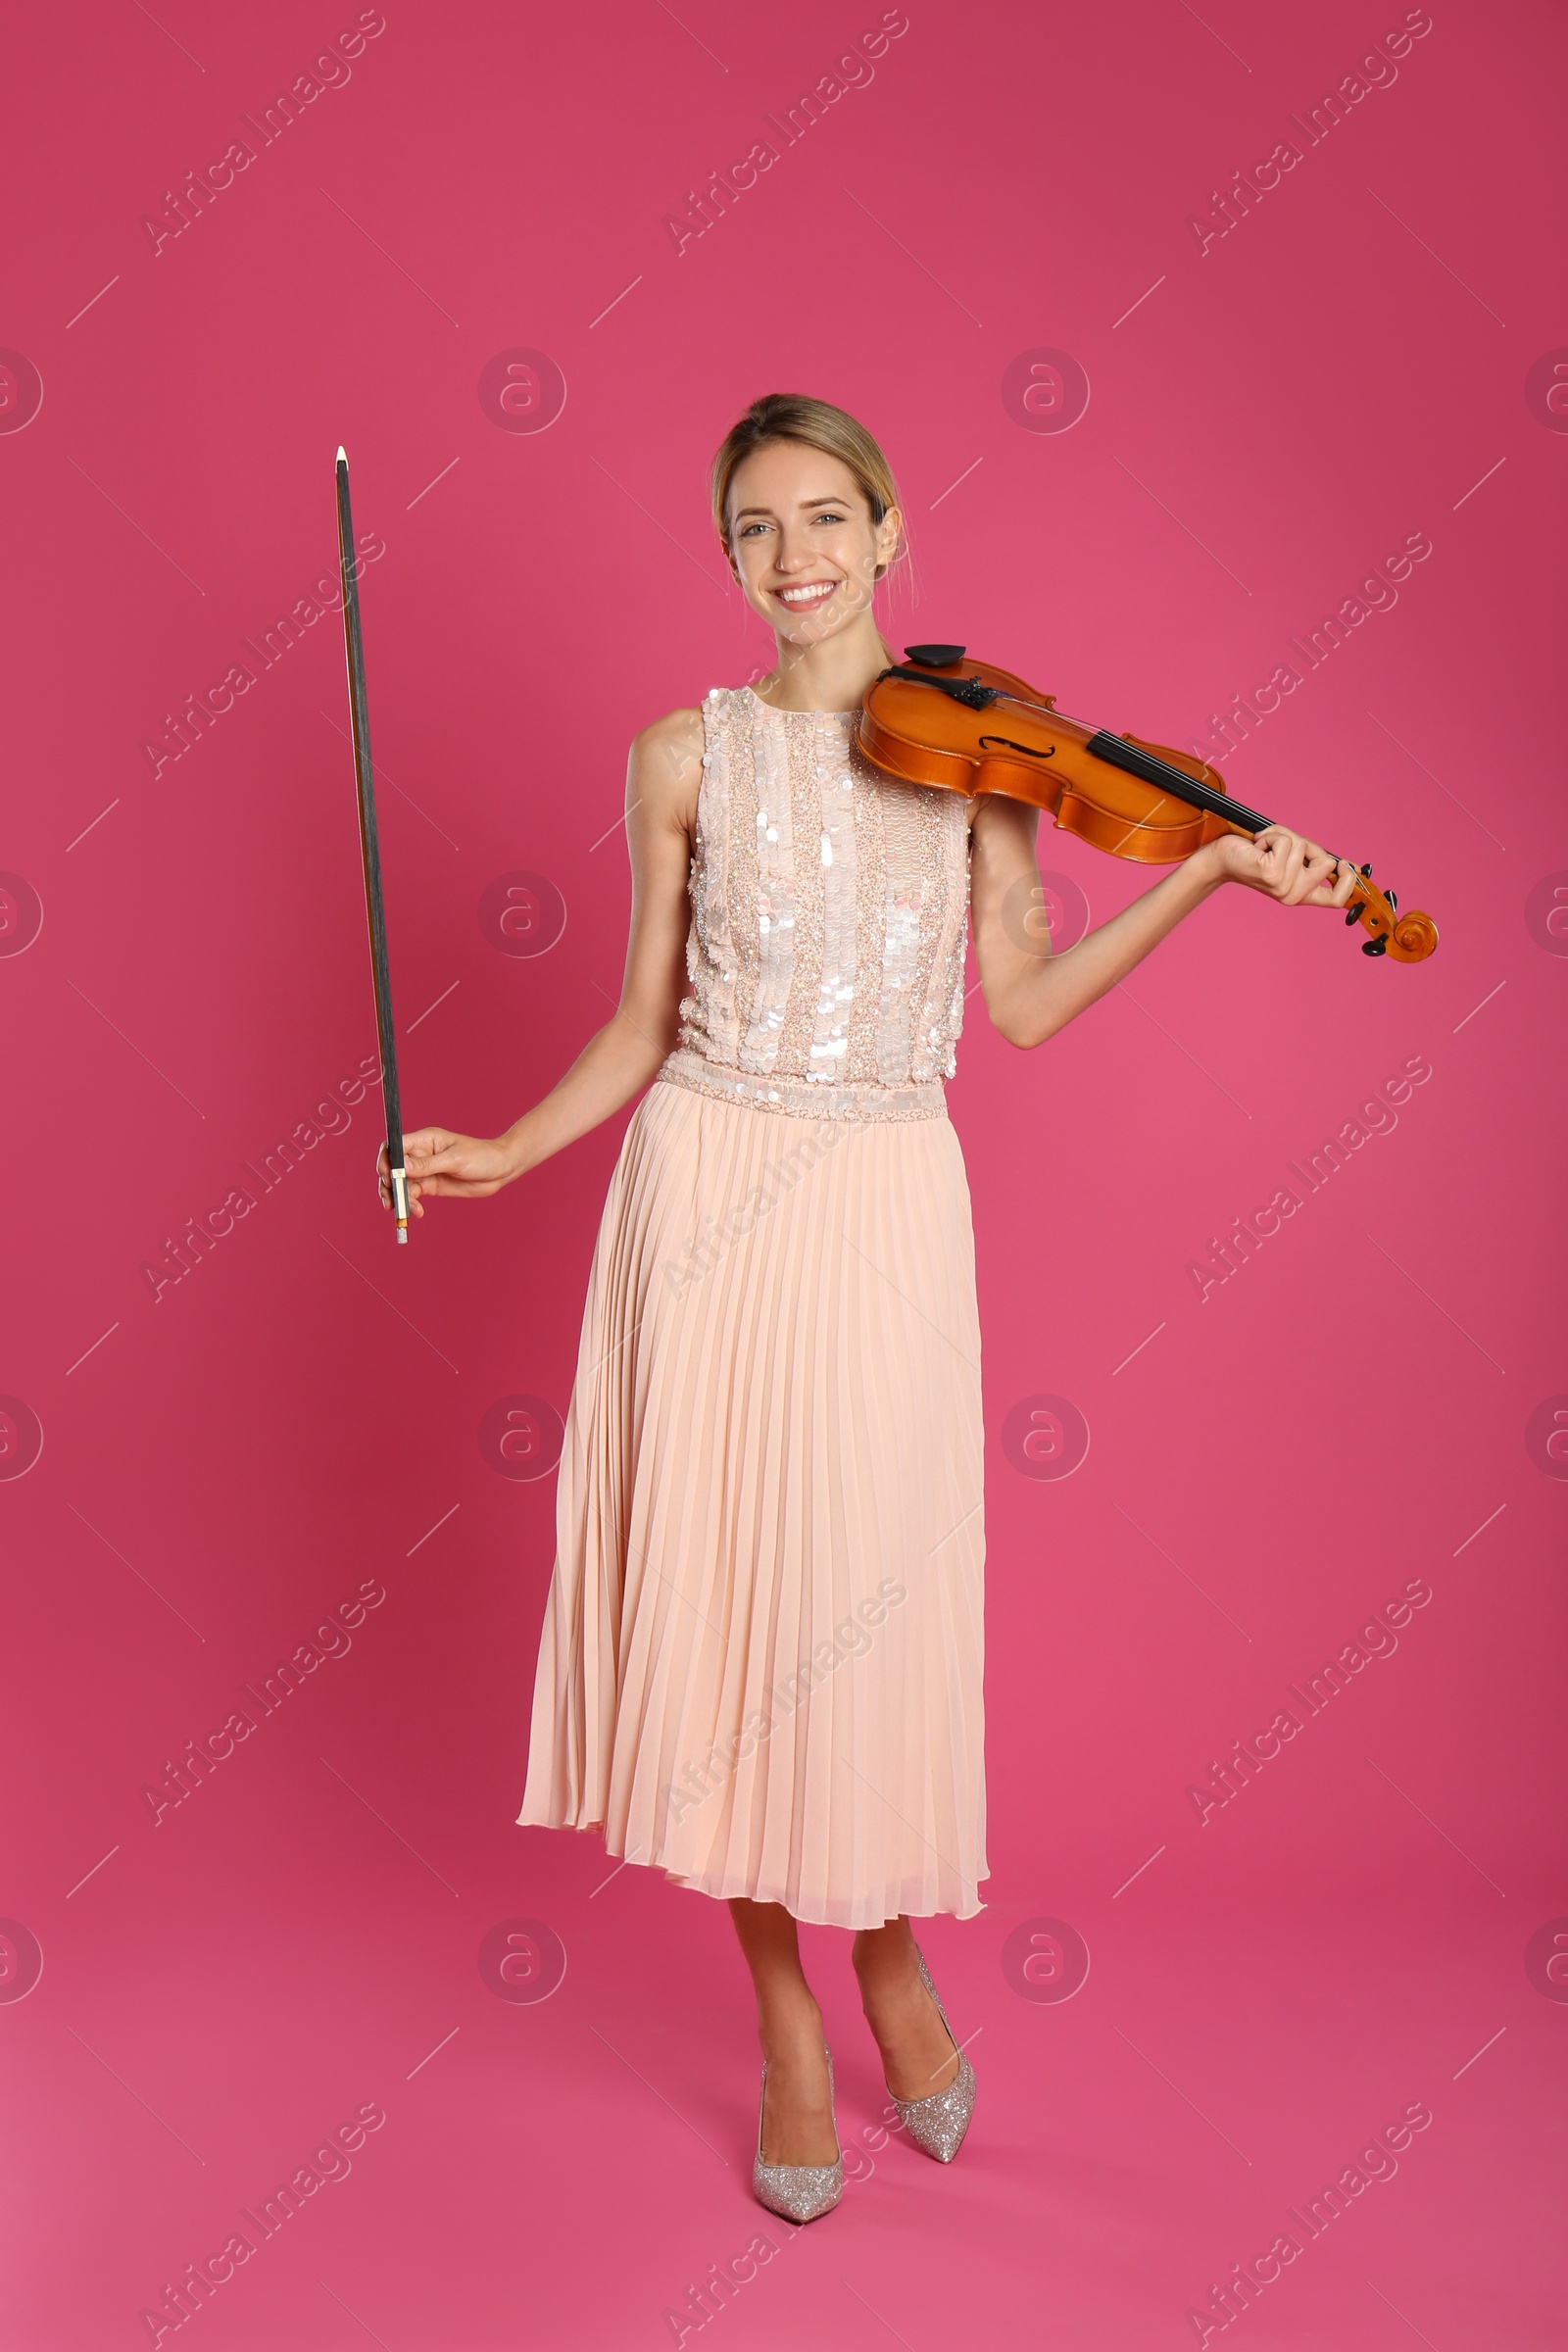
[{"left": 1202, "top": 826, "right": 1364, "bottom": 909}]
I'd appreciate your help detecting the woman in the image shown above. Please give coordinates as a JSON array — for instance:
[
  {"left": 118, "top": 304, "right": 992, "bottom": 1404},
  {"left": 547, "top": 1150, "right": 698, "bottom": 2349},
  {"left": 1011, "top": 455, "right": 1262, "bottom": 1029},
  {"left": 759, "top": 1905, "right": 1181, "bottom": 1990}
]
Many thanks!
[{"left": 379, "top": 394, "right": 1359, "bottom": 2222}]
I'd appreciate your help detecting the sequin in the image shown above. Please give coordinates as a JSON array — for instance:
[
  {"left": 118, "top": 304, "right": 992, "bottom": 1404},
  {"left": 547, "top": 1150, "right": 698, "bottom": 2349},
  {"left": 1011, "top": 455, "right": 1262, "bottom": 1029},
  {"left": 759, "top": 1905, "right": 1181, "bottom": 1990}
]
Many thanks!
[
  {"left": 753, "top": 2049, "right": 845, "bottom": 2224},
  {"left": 905, "top": 791, "right": 949, "bottom": 1082},
  {"left": 659, "top": 1047, "right": 948, "bottom": 1123},
  {"left": 884, "top": 1946, "right": 977, "bottom": 2163},
  {"left": 845, "top": 760, "right": 886, "bottom": 1084},
  {"left": 729, "top": 691, "right": 763, "bottom": 1061},
  {"left": 667, "top": 688, "right": 973, "bottom": 1123},
  {"left": 774, "top": 712, "right": 827, "bottom": 1079}
]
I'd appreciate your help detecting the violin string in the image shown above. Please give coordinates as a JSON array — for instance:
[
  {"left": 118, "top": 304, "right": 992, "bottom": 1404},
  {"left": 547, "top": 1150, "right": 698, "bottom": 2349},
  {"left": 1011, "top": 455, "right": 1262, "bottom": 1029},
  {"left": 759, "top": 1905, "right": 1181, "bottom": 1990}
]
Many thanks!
[
  {"left": 992, "top": 688, "right": 1386, "bottom": 910},
  {"left": 903, "top": 667, "right": 1389, "bottom": 924},
  {"left": 987, "top": 686, "right": 1253, "bottom": 848}
]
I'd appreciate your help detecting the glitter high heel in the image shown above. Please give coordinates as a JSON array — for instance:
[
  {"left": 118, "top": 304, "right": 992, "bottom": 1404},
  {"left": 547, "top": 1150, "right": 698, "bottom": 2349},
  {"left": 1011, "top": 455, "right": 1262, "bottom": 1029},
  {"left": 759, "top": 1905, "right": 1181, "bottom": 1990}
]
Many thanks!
[
  {"left": 886, "top": 1945, "right": 976, "bottom": 2163},
  {"left": 752, "top": 2046, "right": 844, "bottom": 2224}
]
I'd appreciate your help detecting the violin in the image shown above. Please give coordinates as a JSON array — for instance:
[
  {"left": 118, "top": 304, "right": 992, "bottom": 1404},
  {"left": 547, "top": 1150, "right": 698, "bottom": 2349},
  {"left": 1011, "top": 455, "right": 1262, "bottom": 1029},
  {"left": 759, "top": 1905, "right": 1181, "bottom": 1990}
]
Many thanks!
[{"left": 857, "top": 646, "right": 1438, "bottom": 962}]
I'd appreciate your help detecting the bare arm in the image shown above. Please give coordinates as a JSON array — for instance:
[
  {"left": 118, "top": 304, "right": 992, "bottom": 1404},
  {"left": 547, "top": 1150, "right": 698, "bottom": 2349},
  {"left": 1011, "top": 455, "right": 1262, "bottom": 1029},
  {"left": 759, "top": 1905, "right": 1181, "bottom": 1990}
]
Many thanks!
[
  {"left": 376, "top": 708, "right": 703, "bottom": 1216},
  {"left": 968, "top": 795, "right": 1363, "bottom": 1051}
]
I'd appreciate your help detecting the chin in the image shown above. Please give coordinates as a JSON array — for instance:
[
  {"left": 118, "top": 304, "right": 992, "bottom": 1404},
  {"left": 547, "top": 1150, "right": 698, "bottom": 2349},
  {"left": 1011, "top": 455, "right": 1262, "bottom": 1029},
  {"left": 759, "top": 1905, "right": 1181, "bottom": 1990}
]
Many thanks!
[{"left": 777, "top": 602, "right": 844, "bottom": 645}]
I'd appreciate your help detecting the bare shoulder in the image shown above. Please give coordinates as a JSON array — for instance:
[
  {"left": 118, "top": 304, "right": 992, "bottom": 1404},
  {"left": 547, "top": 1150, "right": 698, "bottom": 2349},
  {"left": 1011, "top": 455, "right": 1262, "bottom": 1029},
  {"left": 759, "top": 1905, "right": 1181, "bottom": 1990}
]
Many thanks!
[
  {"left": 631, "top": 703, "right": 705, "bottom": 775},
  {"left": 628, "top": 703, "right": 706, "bottom": 832}
]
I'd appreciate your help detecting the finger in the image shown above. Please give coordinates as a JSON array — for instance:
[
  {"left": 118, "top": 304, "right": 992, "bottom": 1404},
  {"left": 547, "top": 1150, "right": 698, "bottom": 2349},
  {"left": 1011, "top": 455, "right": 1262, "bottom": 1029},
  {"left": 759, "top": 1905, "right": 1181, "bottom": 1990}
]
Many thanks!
[
  {"left": 1246, "top": 827, "right": 1288, "bottom": 894},
  {"left": 405, "top": 1142, "right": 466, "bottom": 1178},
  {"left": 1267, "top": 831, "right": 1306, "bottom": 898},
  {"left": 1300, "top": 857, "right": 1349, "bottom": 908},
  {"left": 410, "top": 1172, "right": 499, "bottom": 1200},
  {"left": 1291, "top": 842, "right": 1338, "bottom": 906}
]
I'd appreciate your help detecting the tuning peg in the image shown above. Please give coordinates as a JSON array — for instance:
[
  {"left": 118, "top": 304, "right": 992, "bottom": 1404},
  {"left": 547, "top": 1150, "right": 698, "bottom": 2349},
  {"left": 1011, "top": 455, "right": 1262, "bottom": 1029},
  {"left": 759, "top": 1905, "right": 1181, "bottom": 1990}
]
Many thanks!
[
  {"left": 1386, "top": 889, "right": 1397, "bottom": 909},
  {"left": 1345, "top": 906, "right": 1362, "bottom": 925},
  {"left": 1362, "top": 936, "right": 1388, "bottom": 956}
]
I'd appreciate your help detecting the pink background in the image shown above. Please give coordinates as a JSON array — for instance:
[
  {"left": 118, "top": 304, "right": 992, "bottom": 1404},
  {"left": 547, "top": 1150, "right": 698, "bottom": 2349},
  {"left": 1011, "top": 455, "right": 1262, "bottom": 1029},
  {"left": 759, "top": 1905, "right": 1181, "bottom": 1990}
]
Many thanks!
[{"left": 3, "top": 1, "right": 1565, "bottom": 2344}]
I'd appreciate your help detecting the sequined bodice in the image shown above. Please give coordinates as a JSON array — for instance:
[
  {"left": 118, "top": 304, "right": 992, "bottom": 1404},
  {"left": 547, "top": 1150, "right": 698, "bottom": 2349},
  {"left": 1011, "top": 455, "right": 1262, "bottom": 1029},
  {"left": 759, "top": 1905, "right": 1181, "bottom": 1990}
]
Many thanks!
[{"left": 658, "top": 686, "right": 973, "bottom": 1121}]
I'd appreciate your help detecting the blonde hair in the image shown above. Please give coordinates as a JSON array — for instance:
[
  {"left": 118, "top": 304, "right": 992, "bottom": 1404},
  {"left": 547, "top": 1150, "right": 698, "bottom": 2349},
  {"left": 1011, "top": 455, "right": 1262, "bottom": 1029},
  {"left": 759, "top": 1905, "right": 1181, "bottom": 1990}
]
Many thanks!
[{"left": 710, "top": 393, "right": 905, "bottom": 579}]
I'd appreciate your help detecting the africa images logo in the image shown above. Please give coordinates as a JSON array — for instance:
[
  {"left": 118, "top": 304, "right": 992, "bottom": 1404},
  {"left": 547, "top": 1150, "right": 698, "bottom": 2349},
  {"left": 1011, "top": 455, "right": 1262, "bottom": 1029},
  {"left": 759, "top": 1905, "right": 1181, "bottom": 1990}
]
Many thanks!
[{"left": 0, "top": 350, "right": 44, "bottom": 433}]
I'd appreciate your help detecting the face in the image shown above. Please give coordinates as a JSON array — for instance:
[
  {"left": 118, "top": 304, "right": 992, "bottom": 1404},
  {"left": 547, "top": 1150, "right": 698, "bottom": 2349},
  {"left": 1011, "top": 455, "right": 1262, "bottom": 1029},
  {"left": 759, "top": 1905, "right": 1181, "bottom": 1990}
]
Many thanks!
[{"left": 724, "top": 441, "right": 902, "bottom": 649}]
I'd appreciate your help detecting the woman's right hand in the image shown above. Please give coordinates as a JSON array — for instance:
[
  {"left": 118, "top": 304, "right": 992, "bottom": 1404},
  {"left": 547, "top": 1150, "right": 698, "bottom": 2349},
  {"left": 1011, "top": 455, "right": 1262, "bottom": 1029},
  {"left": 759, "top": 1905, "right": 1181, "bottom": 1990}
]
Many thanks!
[{"left": 376, "top": 1128, "right": 517, "bottom": 1217}]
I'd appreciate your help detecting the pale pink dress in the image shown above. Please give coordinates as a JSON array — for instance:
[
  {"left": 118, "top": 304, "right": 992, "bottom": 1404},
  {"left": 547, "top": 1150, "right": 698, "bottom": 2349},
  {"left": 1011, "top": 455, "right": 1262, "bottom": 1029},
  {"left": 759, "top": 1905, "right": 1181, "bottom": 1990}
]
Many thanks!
[{"left": 517, "top": 686, "right": 987, "bottom": 1928}]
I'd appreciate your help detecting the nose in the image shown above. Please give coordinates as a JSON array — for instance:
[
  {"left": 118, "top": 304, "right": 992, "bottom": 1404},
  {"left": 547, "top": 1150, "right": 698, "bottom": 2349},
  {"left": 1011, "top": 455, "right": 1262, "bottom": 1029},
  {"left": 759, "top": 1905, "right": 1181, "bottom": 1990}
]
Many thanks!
[{"left": 771, "top": 523, "right": 818, "bottom": 575}]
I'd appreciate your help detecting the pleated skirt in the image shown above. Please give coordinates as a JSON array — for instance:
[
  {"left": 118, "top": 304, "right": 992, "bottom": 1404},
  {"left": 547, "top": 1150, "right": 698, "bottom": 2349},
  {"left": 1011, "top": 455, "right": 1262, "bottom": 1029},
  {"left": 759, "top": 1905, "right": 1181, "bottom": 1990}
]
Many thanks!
[{"left": 516, "top": 1072, "right": 987, "bottom": 1929}]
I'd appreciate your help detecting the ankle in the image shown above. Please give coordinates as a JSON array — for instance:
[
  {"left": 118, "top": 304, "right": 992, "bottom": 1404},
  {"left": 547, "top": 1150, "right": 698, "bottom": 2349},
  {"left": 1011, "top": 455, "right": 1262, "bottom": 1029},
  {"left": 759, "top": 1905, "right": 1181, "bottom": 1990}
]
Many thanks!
[
  {"left": 853, "top": 1933, "right": 920, "bottom": 2002},
  {"left": 757, "top": 1994, "right": 825, "bottom": 2065}
]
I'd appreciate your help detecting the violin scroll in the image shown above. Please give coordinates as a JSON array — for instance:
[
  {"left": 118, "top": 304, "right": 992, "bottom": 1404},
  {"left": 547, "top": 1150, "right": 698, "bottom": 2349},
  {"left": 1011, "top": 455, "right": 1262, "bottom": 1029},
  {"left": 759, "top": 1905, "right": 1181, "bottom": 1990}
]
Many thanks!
[
  {"left": 1387, "top": 910, "right": 1440, "bottom": 961},
  {"left": 1342, "top": 863, "right": 1439, "bottom": 963}
]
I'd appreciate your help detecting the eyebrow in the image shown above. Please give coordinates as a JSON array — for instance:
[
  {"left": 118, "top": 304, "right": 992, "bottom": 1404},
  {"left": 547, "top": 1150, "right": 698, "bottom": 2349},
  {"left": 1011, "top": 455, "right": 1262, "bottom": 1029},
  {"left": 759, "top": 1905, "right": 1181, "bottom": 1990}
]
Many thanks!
[{"left": 731, "top": 495, "right": 853, "bottom": 520}]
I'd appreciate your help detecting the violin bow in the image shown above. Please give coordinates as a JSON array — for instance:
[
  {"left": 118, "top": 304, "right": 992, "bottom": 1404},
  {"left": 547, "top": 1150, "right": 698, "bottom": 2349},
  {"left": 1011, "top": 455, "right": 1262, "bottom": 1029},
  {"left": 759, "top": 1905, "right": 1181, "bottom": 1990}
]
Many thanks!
[{"left": 334, "top": 448, "right": 409, "bottom": 1242}]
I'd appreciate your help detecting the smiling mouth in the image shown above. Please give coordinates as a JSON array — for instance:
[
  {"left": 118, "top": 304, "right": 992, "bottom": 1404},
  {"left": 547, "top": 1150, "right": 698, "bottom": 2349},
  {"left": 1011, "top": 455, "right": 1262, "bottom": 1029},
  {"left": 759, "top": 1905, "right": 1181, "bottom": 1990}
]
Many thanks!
[{"left": 773, "top": 580, "right": 839, "bottom": 610}]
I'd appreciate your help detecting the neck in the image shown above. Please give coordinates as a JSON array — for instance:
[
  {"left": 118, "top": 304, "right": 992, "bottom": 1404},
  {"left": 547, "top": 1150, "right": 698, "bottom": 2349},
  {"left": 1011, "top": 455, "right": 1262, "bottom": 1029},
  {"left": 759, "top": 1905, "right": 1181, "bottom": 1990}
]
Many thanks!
[{"left": 753, "top": 612, "right": 892, "bottom": 712}]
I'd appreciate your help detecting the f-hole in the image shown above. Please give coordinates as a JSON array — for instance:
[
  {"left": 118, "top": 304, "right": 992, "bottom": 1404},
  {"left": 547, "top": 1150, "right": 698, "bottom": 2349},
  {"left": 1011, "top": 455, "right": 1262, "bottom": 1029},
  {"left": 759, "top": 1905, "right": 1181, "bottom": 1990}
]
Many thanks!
[{"left": 978, "top": 735, "right": 1055, "bottom": 760}]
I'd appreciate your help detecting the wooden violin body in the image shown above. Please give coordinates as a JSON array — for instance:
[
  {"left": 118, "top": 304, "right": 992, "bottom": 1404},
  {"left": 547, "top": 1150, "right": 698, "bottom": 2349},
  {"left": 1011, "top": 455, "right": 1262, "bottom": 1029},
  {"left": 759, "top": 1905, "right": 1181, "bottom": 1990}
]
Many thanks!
[{"left": 858, "top": 645, "right": 1438, "bottom": 963}]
